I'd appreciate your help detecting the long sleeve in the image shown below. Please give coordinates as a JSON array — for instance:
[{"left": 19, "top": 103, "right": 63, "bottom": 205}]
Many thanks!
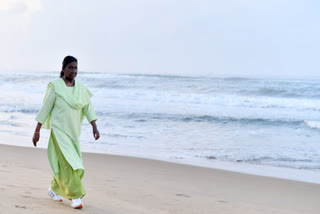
[
  {"left": 82, "top": 101, "right": 98, "bottom": 123},
  {"left": 35, "top": 84, "right": 56, "bottom": 126}
]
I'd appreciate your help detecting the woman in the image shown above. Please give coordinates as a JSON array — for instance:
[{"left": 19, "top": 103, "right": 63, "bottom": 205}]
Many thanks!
[{"left": 32, "top": 55, "right": 100, "bottom": 209}]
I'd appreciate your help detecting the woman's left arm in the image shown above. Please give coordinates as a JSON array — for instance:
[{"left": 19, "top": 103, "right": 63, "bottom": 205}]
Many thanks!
[{"left": 83, "top": 101, "right": 100, "bottom": 140}]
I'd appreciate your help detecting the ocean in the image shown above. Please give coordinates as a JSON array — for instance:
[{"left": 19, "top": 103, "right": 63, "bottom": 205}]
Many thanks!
[{"left": 1, "top": 72, "right": 320, "bottom": 183}]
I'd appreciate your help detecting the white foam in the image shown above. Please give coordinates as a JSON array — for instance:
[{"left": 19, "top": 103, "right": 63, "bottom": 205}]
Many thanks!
[{"left": 305, "top": 120, "right": 320, "bottom": 130}]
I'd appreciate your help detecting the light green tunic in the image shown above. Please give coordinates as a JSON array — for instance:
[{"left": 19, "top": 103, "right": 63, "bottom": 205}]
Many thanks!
[{"left": 35, "top": 78, "right": 97, "bottom": 199}]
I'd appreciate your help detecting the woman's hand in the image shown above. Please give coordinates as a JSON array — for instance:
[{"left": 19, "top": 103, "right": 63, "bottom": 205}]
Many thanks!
[
  {"left": 33, "top": 122, "right": 42, "bottom": 147},
  {"left": 90, "top": 120, "right": 100, "bottom": 140},
  {"left": 93, "top": 127, "right": 100, "bottom": 140},
  {"left": 33, "top": 132, "right": 40, "bottom": 147}
]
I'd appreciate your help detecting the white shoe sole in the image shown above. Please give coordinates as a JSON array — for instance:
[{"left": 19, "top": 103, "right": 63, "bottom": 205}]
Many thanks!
[
  {"left": 71, "top": 198, "right": 84, "bottom": 209},
  {"left": 48, "top": 188, "right": 63, "bottom": 202},
  {"left": 71, "top": 203, "right": 83, "bottom": 209}
]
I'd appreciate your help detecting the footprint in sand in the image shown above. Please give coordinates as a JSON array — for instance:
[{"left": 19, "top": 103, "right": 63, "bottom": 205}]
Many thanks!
[
  {"left": 30, "top": 187, "right": 41, "bottom": 190},
  {"left": 217, "top": 200, "right": 229, "bottom": 203},
  {"left": 22, "top": 195, "right": 36, "bottom": 199},
  {"left": 22, "top": 191, "right": 35, "bottom": 198},
  {"left": 176, "top": 193, "right": 191, "bottom": 198},
  {"left": 15, "top": 205, "right": 27, "bottom": 209}
]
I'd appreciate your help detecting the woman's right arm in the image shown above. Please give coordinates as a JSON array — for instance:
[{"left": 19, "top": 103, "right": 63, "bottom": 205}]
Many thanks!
[{"left": 33, "top": 83, "right": 56, "bottom": 147}]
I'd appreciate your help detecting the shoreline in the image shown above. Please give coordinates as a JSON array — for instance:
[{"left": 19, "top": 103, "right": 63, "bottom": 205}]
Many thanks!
[
  {"left": 2, "top": 138, "right": 320, "bottom": 184},
  {"left": 1, "top": 143, "right": 320, "bottom": 213},
  {"left": 81, "top": 144, "right": 320, "bottom": 185}
]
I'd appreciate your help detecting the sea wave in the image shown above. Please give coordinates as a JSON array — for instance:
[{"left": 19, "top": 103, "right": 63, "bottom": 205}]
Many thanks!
[
  {"left": 202, "top": 155, "right": 320, "bottom": 170},
  {"left": 0, "top": 103, "right": 315, "bottom": 131},
  {"left": 304, "top": 120, "right": 320, "bottom": 130},
  {"left": 0, "top": 105, "right": 38, "bottom": 113},
  {"left": 87, "top": 86, "right": 320, "bottom": 112},
  {"left": 2, "top": 72, "right": 320, "bottom": 100},
  {"left": 100, "top": 112, "right": 308, "bottom": 128}
]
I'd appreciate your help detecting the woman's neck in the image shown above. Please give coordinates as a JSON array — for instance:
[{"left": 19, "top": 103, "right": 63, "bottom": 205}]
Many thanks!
[{"left": 63, "top": 76, "right": 74, "bottom": 86}]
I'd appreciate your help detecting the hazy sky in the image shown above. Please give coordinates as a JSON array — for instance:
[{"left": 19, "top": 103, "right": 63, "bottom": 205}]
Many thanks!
[{"left": 0, "top": 0, "right": 319, "bottom": 78}]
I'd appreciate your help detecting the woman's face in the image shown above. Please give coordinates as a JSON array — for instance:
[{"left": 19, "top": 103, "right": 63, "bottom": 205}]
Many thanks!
[{"left": 63, "top": 61, "right": 78, "bottom": 81}]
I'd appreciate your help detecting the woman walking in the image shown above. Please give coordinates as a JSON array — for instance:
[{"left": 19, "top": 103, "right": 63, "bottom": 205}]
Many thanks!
[{"left": 32, "top": 55, "right": 100, "bottom": 209}]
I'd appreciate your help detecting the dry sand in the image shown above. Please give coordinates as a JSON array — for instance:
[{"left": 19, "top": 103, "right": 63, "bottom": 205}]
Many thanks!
[{"left": 0, "top": 144, "right": 319, "bottom": 214}]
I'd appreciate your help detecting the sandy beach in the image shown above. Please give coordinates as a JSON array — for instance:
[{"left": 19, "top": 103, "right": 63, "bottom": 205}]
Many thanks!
[{"left": 0, "top": 144, "right": 319, "bottom": 214}]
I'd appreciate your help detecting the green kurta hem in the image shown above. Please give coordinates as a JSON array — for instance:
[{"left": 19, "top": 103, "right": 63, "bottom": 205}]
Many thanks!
[
  {"left": 35, "top": 78, "right": 97, "bottom": 200},
  {"left": 50, "top": 130, "right": 86, "bottom": 199}
]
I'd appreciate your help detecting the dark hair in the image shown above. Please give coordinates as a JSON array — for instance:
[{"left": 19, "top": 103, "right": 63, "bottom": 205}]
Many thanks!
[{"left": 60, "top": 55, "right": 78, "bottom": 78}]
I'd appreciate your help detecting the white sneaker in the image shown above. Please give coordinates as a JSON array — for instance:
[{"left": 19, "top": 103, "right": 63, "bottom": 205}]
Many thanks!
[
  {"left": 71, "top": 198, "right": 83, "bottom": 209},
  {"left": 48, "top": 188, "right": 63, "bottom": 202}
]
